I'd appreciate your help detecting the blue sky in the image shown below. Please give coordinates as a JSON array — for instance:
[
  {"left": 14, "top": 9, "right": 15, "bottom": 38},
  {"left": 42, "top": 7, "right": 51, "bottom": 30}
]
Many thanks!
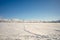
[{"left": 0, "top": 0, "right": 60, "bottom": 20}]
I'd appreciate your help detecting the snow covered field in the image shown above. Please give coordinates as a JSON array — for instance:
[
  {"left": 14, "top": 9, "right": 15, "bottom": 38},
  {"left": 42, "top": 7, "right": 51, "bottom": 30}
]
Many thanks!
[{"left": 0, "top": 23, "right": 60, "bottom": 40}]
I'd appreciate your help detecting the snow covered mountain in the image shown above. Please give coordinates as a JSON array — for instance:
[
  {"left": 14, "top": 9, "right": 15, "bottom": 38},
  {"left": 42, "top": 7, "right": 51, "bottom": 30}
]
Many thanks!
[{"left": 0, "top": 18, "right": 60, "bottom": 23}]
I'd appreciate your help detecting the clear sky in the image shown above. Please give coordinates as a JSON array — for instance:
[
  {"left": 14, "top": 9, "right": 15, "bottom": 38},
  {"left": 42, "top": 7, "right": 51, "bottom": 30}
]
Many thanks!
[{"left": 0, "top": 0, "right": 60, "bottom": 21}]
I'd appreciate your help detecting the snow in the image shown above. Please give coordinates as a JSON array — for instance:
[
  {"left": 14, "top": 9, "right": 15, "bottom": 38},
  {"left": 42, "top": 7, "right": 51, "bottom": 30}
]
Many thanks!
[{"left": 0, "top": 23, "right": 60, "bottom": 40}]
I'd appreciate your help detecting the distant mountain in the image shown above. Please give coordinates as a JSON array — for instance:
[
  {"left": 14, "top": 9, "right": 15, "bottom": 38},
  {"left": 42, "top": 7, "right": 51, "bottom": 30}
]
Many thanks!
[
  {"left": 0, "top": 18, "right": 60, "bottom": 23},
  {"left": 51, "top": 20, "right": 60, "bottom": 23}
]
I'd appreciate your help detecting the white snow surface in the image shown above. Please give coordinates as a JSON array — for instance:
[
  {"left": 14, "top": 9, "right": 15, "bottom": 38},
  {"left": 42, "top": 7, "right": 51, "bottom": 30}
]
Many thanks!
[{"left": 0, "top": 23, "right": 60, "bottom": 40}]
